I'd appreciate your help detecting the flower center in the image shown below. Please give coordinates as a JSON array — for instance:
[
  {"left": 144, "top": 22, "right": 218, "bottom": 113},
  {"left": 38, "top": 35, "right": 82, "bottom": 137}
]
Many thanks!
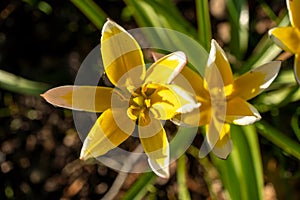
[{"left": 127, "top": 84, "right": 156, "bottom": 121}]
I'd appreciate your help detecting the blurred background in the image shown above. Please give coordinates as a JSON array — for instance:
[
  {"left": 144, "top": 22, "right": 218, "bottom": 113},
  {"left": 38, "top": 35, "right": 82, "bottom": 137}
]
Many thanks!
[{"left": 1, "top": 0, "right": 300, "bottom": 199}]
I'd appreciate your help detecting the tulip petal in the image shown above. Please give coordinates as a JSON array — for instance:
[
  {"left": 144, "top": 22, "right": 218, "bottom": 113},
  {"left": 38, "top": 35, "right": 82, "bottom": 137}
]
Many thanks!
[
  {"left": 199, "top": 119, "right": 232, "bottom": 159},
  {"left": 231, "top": 61, "right": 281, "bottom": 100},
  {"left": 41, "top": 85, "right": 112, "bottom": 112},
  {"left": 207, "top": 39, "right": 233, "bottom": 87},
  {"left": 226, "top": 97, "right": 261, "bottom": 125},
  {"left": 144, "top": 51, "right": 187, "bottom": 84},
  {"left": 269, "top": 27, "right": 300, "bottom": 54},
  {"left": 294, "top": 54, "right": 300, "bottom": 84},
  {"left": 173, "top": 66, "right": 209, "bottom": 102},
  {"left": 287, "top": 0, "right": 300, "bottom": 29},
  {"left": 138, "top": 118, "right": 170, "bottom": 178},
  {"left": 80, "top": 108, "right": 135, "bottom": 160},
  {"left": 101, "top": 19, "right": 145, "bottom": 88},
  {"left": 171, "top": 102, "right": 210, "bottom": 127},
  {"left": 167, "top": 84, "right": 201, "bottom": 113},
  {"left": 211, "top": 123, "right": 232, "bottom": 159},
  {"left": 148, "top": 83, "right": 200, "bottom": 120}
]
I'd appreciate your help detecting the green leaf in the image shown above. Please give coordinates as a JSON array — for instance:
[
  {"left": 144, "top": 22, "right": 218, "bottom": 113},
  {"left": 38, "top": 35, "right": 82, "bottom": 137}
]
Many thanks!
[
  {"left": 254, "top": 84, "right": 300, "bottom": 113},
  {"left": 195, "top": 0, "right": 212, "bottom": 51},
  {"left": 177, "top": 154, "right": 191, "bottom": 200},
  {"left": 242, "top": 125, "right": 264, "bottom": 199},
  {"left": 291, "top": 107, "right": 300, "bottom": 142},
  {"left": 187, "top": 145, "right": 220, "bottom": 199},
  {"left": 124, "top": 0, "right": 208, "bottom": 75},
  {"left": 0, "top": 70, "right": 49, "bottom": 96},
  {"left": 243, "top": 12, "right": 289, "bottom": 73},
  {"left": 211, "top": 125, "right": 264, "bottom": 200},
  {"left": 121, "top": 172, "right": 156, "bottom": 200},
  {"left": 70, "top": 0, "right": 107, "bottom": 29},
  {"left": 257, "top": 0, "right": 278, "bottom": 21},
  {"left": 227, "top": 0, "right": 249, "bottom": 60},
  {"left": 124, "top": 0, "right": 198, "bottom": 38},
  {"left": 121, "top": 119, "right": 199, "bottom": 199},
  {"left": 256, "top": 121, "right": 300, "bottom": 160},
  {"left": 170, "top": 126, "right": 198, "bottom": 161}
]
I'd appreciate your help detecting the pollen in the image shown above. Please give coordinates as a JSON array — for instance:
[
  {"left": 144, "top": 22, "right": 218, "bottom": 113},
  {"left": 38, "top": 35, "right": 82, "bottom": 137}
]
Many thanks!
[{"left": 127, "top": 86, "right": 153, "bottom": 120}]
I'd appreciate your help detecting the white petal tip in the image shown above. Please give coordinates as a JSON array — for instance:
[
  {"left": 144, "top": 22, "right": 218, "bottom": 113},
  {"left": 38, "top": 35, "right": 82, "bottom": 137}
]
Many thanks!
[
  {"left": 293, "top": 60, "right": 300, "bottom": 85},
  {"left": 295, "top": 74, "right": 300, "bottom": 85},
  {"left": 232, "top": 115, "right": 261, "bottom": 125},
  {"left": 198, "top": 140, "right": 212, "bottom": 158},
  {"left": 80, "top": 141, "right": 92, "bottom": 161},
  {"left": 176, "top": 102, "right": 201, "bottom": 114},
  {"left": 101, "top": 18, "right": 126, "bottom": 38},
  {"left": 212, "top": 140, "right": 232, "bottom": 159},
  {"left": 148, "top": 158, "right": 170, "bottom": 179},
  {"left": 207, "top": 39, "right": 228, "bottom": 67},
  {"left": 268, "top": 28, "right": 275, "bottom": 36},
  {"left": 198, "top": 151, "right": 208, "bottom": 159},
  {"left": 79, "top": 156, "right": 85, "bottom": 161},
  {"left": 199, "top": 137, "right": 232, "bottom": 159},
  {"left": 79, "top": 151, "right": 88, "bottom": 161},
  {"left": 271, "top": 60, "right": 281, "bottom": 71},
  {"left": 173, "top": 51, "right": 187, "bottom": 60}
]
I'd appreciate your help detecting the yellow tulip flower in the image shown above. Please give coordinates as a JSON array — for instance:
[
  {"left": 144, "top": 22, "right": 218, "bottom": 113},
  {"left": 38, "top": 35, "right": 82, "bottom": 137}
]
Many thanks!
[
  {"left": 269, "top": 0, "right": 300, "bottom": 83},
  {"left": 173, "top": 39, "right": 281, "bottom": 159},
  {"left": 41, "top": 19, "right": 199, "bottom": 178}
]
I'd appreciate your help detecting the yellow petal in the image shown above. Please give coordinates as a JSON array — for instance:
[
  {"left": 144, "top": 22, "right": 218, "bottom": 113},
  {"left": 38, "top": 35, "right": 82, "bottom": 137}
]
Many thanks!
[
  {"left": 206, "top": 39, "right": 233, "bottom": 87},
  {"left": 269, "top": 27, "right": 300, "bottom": 54},
  {"left": 294, "top": 54, "right": 300, "bottom": 84},
  {"left": 148, "top": 83, "right": 199, "bottom": 120},
  {"left": 205, "top": 41, "right": 231, "bottom": 106},
  {"left": 148, "top": 85, "right": 180, "bottom": 120},
  {"left": 231, "top": 61, "right": 281, "bottom": 100},
  {"left": 144, "top": 51, "right": 187, "bottom": 84},
  {"left": 287, "top": 0, "right": 300, "bottom": 29},
  {"left": 171, "top": 101, "right": 210, "bottom": 127},
  {"left": 173, "top": 66, "right": 209, "bottom": 102},
  {"left": 138, "top": 117, "right": 170, "bottom": 178},
  {"left": 101, "top": 19, "right": 145, "bottom": 88},
  {"left": 199, "top": 119, "right": 232, "bottom": 159},
  {"left": 80, "top": 108, "right": 135, "bottom": 160},
  {"left": 226, "top": 97, "right": 261, "bottom": 125},
  {"left": 211, "top": 124, "right": 232, "bottom": 159},
  {"left": 41, "top": 85, "right": 112, "bottom": 112},
  {"left": 167, "top": 84, "right": 200, "bottom": 113},
  {"left": 170, "top": 66, "right": 211, "bottom": 126}
]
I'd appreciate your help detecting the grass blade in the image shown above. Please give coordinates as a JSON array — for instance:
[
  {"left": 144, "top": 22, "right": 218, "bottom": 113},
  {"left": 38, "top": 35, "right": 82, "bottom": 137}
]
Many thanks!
[
  {"left": 124, "top": 0, "right": 209, "bottom": 75},
  {"left": 256, "top": 121, "right": 300, "bottom": 160},
  {"left": 177, "top": 154, "right": 191, "bottom": 200},
  {"left": 121, "top": 172, "right": 156, "bottom": 200},
  {"left": 70, "top": 0, "right": 107, "bottom": 29},
  {"left": 257, "top": 0, "right": 278, "bottom": 21},
  {"left": 243, "top": 13, "right": 289, "bottom": 73},
  {"left": 227, "top": 0, "right": 249, "bottom": 60},
  {"left": 211, "top": 125, "right": 264, "bottom": 200},
  {"left": 291, "top": 107, "right": 300, "bottom": 141},
  {"left": 0, "top": 70, "right": 49, "bottom": 96},
  {"left": 241, "top": 125, "right": 264, "bottom": 199},
  {"left": 195, "top": 0, "right": 212, "bottom": 51},
  {"left": 124, "top": 0, "right": 198, "bottom": 38},
  {"left": 254, "top": 84, "right": 300, "bottom": 113}
]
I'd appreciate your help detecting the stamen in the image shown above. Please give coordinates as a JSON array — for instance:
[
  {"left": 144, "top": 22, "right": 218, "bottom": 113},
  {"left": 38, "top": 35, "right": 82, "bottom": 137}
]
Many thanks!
[
  {"left": 144, "top": 99, "right": 151, "bottom": 108},
  {"left": 132, "top": 96, "right": 144, "bottom": 107}
]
